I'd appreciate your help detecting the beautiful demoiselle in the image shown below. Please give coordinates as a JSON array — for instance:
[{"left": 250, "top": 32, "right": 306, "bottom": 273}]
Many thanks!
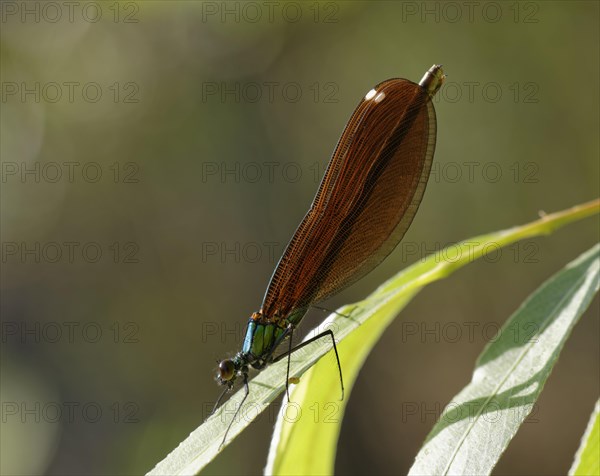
[{"left": 213, "top": 64, "right": 446, "bottom": 444}]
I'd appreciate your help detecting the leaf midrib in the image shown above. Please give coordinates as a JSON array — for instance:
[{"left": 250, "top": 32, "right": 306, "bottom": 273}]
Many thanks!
[{"left": 441, "top": 267, "right": 593, "bottom": 475}]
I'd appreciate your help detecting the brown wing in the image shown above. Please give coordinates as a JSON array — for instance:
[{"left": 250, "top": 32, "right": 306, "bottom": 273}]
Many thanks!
[{"left": 261, "top": 78, "right": 437, "bottom": 318}]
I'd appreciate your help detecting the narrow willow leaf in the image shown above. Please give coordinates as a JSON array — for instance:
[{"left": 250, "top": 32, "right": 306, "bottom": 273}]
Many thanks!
[
  {"left": 146, "top": 199, "right": 598, "bottom": 476},
  {"left": 569, "top": 400, "right": 600, "bottom": 476},
  {"left": 408, "top": 244, "right": 600, "bottom": 476},
  {"left": 264, "top": 200, "right": 599, "bottom": 476},
  {"left": 265, "top": 289, "right": 421, "bottom": 475}
]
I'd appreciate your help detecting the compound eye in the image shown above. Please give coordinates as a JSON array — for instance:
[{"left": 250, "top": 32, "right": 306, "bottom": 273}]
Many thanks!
[{"left": 218, "top": 360, "right": 235, "bottom": 381}]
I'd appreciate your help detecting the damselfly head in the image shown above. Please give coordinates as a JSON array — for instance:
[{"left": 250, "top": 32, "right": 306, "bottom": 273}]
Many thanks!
[
  {"left": 217, "top": 359, "right": 235, "bottom": 382},
  {"left": 216, "top": 356, "right": 247, "bottom": 388}
]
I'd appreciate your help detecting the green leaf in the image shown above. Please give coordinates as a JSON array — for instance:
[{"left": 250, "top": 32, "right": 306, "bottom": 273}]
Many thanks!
[
  {"left": 408, "top": 244, "right": 600, "bottom": 475},
  {"left": 264, "top": 288, "right": 421, "bottom": 476},
  {"left": 570, "top": 399, "right": 600, "bottom": 476},
  {"left": 146, "top": 199, "right": 599, "bottom": 476},
  {"left": 265, "top": 200, "right": 599, "bottom": 476}
]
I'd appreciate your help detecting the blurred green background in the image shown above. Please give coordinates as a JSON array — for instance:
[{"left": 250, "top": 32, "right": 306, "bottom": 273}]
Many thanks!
[{"left": 1, "top": 1, "right": 598, "bottom": 475}]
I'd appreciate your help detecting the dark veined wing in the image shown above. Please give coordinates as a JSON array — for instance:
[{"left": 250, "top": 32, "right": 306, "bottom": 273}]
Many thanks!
[{"left": 261, "top": 78, "right": 437, "bottom": 318}]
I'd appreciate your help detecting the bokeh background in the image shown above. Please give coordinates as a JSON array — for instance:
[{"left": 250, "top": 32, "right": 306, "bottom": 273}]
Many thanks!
[{"left": 1, "top": 1, "right": 599, "bottom": 475}]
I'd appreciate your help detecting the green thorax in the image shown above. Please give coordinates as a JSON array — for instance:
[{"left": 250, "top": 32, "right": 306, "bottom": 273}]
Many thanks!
[{"left": 241, "top": 307, "right": 307, "bottom": 361}]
